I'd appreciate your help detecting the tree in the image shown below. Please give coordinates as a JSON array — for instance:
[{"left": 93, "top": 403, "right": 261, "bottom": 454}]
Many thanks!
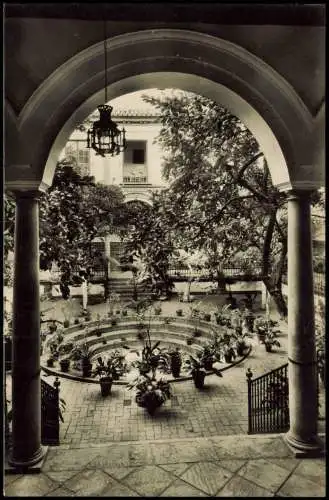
[
  {"left": 5, "top": 159, "right": 126, "bottom": 298},
  {"left": 141, "top": 91, "right": 322, "bottom": 317},
  {"left": 119, "top": 199, "right": 175, "bottom": 299}
]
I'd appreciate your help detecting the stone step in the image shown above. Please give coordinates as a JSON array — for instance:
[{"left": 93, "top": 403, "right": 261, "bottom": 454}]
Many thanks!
[{"left": 90, "top": 337, "right": 201, "bottom": 359}]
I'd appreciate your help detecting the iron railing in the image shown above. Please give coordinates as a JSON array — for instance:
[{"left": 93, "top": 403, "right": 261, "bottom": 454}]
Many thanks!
[
  {"left": 167, "top": 265, "right": 263, "bottom": 280},
  {"left": 282, "top": 272, "right": 324, "bottom": 296},
  {"left": 246, "top": 364, "right": 289, "bottom": 434},
  {"left": 41, "top": 377, "right": 61, "bottom": 446}
]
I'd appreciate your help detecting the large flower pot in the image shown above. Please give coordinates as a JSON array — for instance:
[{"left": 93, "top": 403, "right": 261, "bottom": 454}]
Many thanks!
[
  {"left": 100, "top": 377, "right": 113, "bottom": 397},
  {"left": 265, "top": 343, "right": 272, "bottom": 353},
  {"left": 192, "top": 371, "right": 206, "bottom": 389},
  {"left": 236, "top": 343, "right": 247, "bottom": 357},
  {"left": 224, "top": 353, "right": 233, "bottom": 364},
  {"left": 146, "top": 400, "right": 163, "bottom": 416},
  {"left": 171, "top": 365, "right": 181, "bottom": 378},
  {"left": 47, "top": 358, "right": 54, "bottom": 367},
  {"left": 60, "top": 359, "right": 70, "bottom": 373},
  {"left": 203, "top": 358, "right": 213, "bottom": 371},
  {"left": 256, "top": 327, "right": 266, "bottom": 343},
  {"left": 82, "top": 359, "right": 92, "bottom": 377}
]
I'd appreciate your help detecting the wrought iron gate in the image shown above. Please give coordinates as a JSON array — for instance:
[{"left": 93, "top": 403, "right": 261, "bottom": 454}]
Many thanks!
[
  {"left": 41, "top": 377, "right": 61, "bottom": 446},
  {"left": 246, "top": 364, "right": 289, "bottom": 434}
]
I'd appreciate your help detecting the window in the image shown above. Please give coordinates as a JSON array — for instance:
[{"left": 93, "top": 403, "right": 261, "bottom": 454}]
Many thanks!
[
  {"left": 123, "top": 141, "right": 147, "bottom": 183},
  {"left": 65, "top": 141, "right": 90, "bottom": 176},
  {"left": 132, "top": 148, "right": 145, "bottom": 164}
]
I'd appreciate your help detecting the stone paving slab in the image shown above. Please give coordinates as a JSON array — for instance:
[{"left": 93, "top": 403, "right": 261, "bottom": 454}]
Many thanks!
[{"left": 4, "top": 435, "right": 326, "bottom": 497}]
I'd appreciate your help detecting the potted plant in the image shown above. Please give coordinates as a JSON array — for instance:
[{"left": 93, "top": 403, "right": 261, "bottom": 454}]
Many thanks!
[
  {"left": 46, "top": 356, "right": 55, "bottom": 367},
  {"left": 221, "top": 338, "right": 237, "bottom": 364},
  {"left": 92, "top": 351, "right": 127, "bottom": 397},
  {"left": 63, "top": 319, "right": 70, "bottom": 328},
  {"left": 186, "top": 337, "right": 194, "bottom": 346},
  {"left": 184, "top": 354, "right": 207, "bottom": 389},
  {"left": 200, "top": 344, "right": 215, "bottom": 371},
  {"left": 111, "top": 317, "right": 118, "bottom": 327},
  {"left": 168, "top": 348, "right": 182, "bottom": 378},
  {"left": 122, "top": 308, "right": 128, "bottom": 317},
  {"left": 176, "top": 308, "right": 183, "bottom": 317},
  {"left": 128, "top": 374, "right": 172, "bottom": 415},
  {"left": 84, "top": 309, "right": 92, "bottom": 322},
  {"left": 49, "top": 321, "right": 58, "bottom": 333},
  {"left": 232, "top": 328, "right": 250, "bottom": 357},
  {"left": 215, "top": 304, "right": 231, "bottom": 326},
  {"left": 203, "top": 313, "right": 211, "bottom": 322},
  {"left": 59, "top": 357, "right": 70, "bottom": 373},
  {"left": 254, "top": 316, "right": 267, "bottom": 343},
  {"left": 264, "top": 331, "right": 281, "bottom": 352},
  {"left": 71, "top": 343, "right": 93, "bottom": 377},
  {"left": 74, "top": 318, "right": 80, "bottom": 325},
  {"left": 193, "top": 327, "right": 202, "bottom": 338}
]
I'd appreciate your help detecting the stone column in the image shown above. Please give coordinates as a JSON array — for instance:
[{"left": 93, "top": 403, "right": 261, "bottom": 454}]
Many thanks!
[
  {"left": 284, "top": 190, "right": 322, "bottom": 456},
  {"left": 8, "top": 191, "right": 46, "bottom": 468}
]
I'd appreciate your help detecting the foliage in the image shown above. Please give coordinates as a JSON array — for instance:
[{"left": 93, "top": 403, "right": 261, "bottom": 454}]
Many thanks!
[
  {"left": 183, "top": 354, "right": 207, "bottom": 376},
  {"left": 4, "top": 159, "right": 125, "bottom": 297},
  {"left": 264, "top": 330, "right": 281, "bottom": 349},
  {"left": 128, "top": 374, "right": 172, "bottom": 411},
  {"left": 140, "top": 91, "right": 323, "bottom": 317},
  {"left": 92, "top": 352, "right": 127, "bottom": 380},
  {"left": 119, "top": 198, "right": 175, "bottom": 299},
  {"left": 70, "top": 342, "right": 93, "bottom": 361}
]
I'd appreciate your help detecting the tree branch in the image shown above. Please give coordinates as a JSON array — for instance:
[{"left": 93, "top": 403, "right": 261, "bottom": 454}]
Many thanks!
[
  {"left": 192, "top": 194, "right": 255, "bottom": 239},
  {"left": 234, "top": 152, "right": 264, "bottom": 182}
]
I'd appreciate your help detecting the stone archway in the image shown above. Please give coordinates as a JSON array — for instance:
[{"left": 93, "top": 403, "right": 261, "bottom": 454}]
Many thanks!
[
  {"left": 5, "top": 29, "right": 322, "bottom": 193},
  {"left": 5, "top": 27, "right": 324, "bottom": 469}
]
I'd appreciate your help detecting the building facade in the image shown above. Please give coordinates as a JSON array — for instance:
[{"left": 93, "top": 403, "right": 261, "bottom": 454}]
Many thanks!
[{"left": 61, "top": 105, "right": 167, "bottom": 273}]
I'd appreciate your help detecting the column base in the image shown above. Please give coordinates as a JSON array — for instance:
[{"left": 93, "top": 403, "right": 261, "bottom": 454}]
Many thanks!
[
  {"left": 7, "top": 445, "right": 48, "bottom": 473},
  {"left": 284, "top": 432, "right": 325, "bottom": 458}
]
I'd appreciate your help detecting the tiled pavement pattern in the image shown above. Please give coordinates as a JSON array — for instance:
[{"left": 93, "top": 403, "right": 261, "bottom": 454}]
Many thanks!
[
  {"left": 29, "top": 321, "right": 326, "bottom": 444},
  {"left": 5, "top": 435, "right": 326, "bottom": 496}
]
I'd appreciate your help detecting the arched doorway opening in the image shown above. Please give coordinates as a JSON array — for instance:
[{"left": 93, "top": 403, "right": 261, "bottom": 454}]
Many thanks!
[{"left": 5, "top": 28, "right": 324, "bottom": 469}]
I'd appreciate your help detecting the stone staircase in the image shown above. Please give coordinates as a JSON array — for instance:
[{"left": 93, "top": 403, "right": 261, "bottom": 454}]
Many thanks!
[{"left": 107, "top": 277, "right": 153, "bottom": 299}]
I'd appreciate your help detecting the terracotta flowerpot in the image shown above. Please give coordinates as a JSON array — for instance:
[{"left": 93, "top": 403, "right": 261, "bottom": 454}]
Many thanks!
[
  {"left": 60, "top": 359, "right": 70, "bottom": 372},
  {"left": 171, "top": 362, "right": 181, "bottom": 378},
  {"left": 82, "top": 359, "right": 92, "bottom": 377},
  {"left": 265, "top": 343, "right": 272, "bottom": 352},
  {"left": 237, "top": 343, "right": 247, "bottom": 357},
  {"left": 192, "top": 370, "right": 206, "bottom": 389},
  {"left": 224, "top": 353, "right": 233, "bottom": 364},
  {"left": 47, "top": 358, "right": 54, "bottom": 367},
  {"left": 100, "top": 377, "right": 113, "bottom": 397},
  {"left": 203, "top": 358, "right": 213, "bottom": 371},
  {"left": 146, "top": 401, "right": 162, "bottom": 415}
]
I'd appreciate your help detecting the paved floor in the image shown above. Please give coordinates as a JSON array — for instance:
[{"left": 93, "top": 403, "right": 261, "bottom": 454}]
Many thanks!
[
  {"left": 5, "top": 434, "right": 326, "bottom": 496},
  {"left": 4, "top": 294, "right": 326, "bottom": 496}
]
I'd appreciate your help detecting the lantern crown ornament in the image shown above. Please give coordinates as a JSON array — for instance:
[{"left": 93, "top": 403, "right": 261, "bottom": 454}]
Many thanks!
[{"left": 86, "top": 21, "right": 126, "bottom": 157}]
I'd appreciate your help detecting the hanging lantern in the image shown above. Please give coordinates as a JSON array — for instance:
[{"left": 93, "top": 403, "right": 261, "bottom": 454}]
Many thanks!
[
  {"left": 86, "top": 21, "right": 126, "bottom": 157},
  {"left": 87, "top": 105, "right": 126, "bottom": 157}
]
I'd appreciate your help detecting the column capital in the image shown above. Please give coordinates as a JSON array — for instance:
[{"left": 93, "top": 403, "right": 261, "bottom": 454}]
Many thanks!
[
  {"left": 9, "top": 189, "right": 45, "bottom": 201},
  {"left": 286, "top": 189, "right": 317, "bottom": 202}
]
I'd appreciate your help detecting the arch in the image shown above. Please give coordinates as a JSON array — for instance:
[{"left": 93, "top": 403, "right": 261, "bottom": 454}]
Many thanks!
[
  {"left": 123, "top": 193, "right": 153, "bottom": 207},
  {"left": 5, "top": 29, "right": 322, "bottom": 191}
]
